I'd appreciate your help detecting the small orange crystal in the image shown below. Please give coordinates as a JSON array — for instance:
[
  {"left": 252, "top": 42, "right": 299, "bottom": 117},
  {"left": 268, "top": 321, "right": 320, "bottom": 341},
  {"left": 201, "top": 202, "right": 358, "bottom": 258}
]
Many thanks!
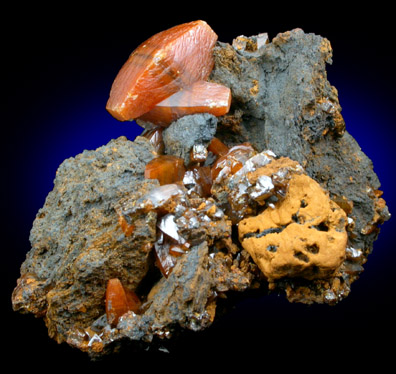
[
  {"left": 138, "top": 81, "right": 232, "bottom": 126},
  {"left": 211, "top": 143, "right": 256, "bottom": 181},
  {"left": 183, "top": 166, "right": 212, "bottom": 197},
  {"left": 144, "top": 155, "right": 186, "bottom": 185},
  {"left": 207, "top": 137, "right": 229, "bottom": 157},
  {"left": 141, "top": 126, "right": 165, "bottom": 154},
  {"left": 105, "top": 278, "right": 141, "bottom": 327},
  {"left": 106, "top": 20, "right": 218, "bottom": 121}
]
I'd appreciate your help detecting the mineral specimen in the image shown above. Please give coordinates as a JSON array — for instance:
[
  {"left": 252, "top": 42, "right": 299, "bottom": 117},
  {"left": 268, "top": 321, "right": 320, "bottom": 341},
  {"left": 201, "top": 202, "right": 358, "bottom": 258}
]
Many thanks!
[{"left": 12, "top": 21, "right": 390, "bottom": 359}]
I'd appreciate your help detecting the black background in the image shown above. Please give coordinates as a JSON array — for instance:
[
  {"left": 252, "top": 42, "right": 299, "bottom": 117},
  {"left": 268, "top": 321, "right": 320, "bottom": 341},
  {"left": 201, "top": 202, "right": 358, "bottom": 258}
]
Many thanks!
[{"left": 3, "top": 4, "right": 395, "bottom": 369}]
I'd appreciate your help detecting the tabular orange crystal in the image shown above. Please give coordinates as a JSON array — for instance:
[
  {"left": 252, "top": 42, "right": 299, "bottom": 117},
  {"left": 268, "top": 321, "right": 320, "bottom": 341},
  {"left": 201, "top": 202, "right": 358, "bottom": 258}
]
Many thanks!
[
  {"left": 207, "top": 137, "right": 229, "bottom": 157},
  {"left": 211, "top": 143, "right": 256, "bottom": 181},
  {"left": 106, "top": 20, "right": 218, "bottom": 121},
  {"left": 183, "top": 166, "right": 212, "bottom": 197},
  {"left": 144, "top": 155, "right": 186, "bottom": 185},
  {"left": 141, "top": 126, "right": 165, "bottom": 154},
  {"left": 105, "top": 278, "right": 141, "bottom": 327},
  {"left": 138, "top": 81, "right": 232, "bottom": 126}
]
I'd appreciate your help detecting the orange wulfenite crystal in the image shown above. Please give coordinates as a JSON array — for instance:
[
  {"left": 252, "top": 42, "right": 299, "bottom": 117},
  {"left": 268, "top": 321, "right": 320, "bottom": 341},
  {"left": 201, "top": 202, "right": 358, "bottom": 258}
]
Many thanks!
[
  {"left": 138, "top": 81, "right": 232, "bottom": 126},
  {"left": 141, "top": 126, "right": 165, "bottom": 154},
  {"left": 207, "top": 137, "right": 229, "bottom": 157},
  {"left": 183, "top": 166, "right": 212, "bottom": 197},
  {"left": 211, "top": 143, "right": 256, "bottom": 181},
  {"left": 106, "top": 20, "right": 218, "bottom": 121},
  {"left": 105, "top": 278, "right": 141, "bottom": 327},
  {"left": 144, "top": 155, "right": 186, "bottom": 185}
]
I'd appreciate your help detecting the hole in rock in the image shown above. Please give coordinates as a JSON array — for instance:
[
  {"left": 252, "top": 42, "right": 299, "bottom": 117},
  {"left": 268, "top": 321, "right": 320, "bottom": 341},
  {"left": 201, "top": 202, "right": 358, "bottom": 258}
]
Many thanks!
[
  {"left": 293, "top": 251, "right": 310, "bottom": 263},
  {"left": 300, "top": 199, "right": 308, "bottom": 208},
  {"left": 135, "top": 250, "right": 163, "bottom": 302},
  {"left": 266, "top": 245, "right": 277, "bottom": 252},
  {"left": 313, "top": 221, "right": 329, "bottom": 232},
  {"left": 306, "top": 243, "right": 319, "bottom": 254}
]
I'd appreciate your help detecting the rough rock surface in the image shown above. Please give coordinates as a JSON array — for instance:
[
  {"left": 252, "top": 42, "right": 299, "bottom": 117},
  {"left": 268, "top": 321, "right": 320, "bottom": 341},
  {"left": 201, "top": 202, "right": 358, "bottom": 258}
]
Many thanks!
[
  {"left": 12, "top": 136, "right": 158, "bottom": 342},
  {"left": 12, "top": 27, "right": 390, "bottom": 358},
  {"left": 162, "top": 113, "right": 218, "bottom": 164},
  {"left": 239, "top": 172, "right": 348, "bottom": 281},
  {"left": 210, "top": 28, "right": 390, "bottom": 302}
]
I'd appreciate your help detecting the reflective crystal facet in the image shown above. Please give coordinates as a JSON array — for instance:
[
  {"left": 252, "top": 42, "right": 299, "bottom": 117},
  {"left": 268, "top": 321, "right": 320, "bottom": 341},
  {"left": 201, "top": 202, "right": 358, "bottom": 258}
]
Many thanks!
[
  {"left": 138, "top": 81, "right": 231, "bottom": 126},
  {"left": 105, "top": 279, "right": 141, "bottom": 327},
  {"left": 141, "top": 126, "right": 165, "bottom": 154},
  {"left": 106, "top": 21, "right": 218, "bottom": 121},
  {"left": 144, "top": 155, "right": 186, "bottom": 185},
  {"left": 211, "top": 143, "right": 256, "bottom": 182}
]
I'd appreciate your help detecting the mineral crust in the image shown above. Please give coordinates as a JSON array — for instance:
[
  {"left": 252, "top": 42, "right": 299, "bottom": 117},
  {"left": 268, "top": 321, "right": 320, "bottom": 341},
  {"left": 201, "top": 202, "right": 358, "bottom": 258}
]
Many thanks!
[{"left": 12, "top": 24, "right": 390, "bottom": 359}]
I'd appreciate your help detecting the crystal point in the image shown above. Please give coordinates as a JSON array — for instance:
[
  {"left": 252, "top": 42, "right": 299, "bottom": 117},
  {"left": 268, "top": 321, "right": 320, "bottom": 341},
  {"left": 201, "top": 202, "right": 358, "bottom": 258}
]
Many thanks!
[{"left": 105, "top": 278, "right": 141, "bottom": 327}]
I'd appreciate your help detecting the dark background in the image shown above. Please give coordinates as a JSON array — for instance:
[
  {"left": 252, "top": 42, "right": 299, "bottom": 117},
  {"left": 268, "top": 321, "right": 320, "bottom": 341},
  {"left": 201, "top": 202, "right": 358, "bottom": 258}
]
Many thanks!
[{"left": 3, "top": 4, "right": 395, "bottom": 369}]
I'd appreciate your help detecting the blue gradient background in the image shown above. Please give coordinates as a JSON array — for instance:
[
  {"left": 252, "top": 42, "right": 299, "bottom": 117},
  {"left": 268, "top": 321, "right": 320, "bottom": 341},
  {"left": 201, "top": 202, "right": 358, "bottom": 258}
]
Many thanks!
[{"left": 4, "top": 8, "right": 395, "bottom": 367}]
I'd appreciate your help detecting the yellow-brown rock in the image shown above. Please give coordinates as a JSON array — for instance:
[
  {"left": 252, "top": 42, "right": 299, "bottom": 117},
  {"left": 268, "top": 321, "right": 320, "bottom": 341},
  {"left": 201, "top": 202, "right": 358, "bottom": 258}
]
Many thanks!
[{"left": 238, "top": 173, "right": 348, "bottom": 281}]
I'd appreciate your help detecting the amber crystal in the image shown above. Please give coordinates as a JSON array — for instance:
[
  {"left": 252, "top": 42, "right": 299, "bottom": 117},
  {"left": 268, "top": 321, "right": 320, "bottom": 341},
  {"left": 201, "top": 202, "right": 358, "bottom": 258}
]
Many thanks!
[
  {"left": 106, "top": 21, "right": 218, "bottom": 121},
  {"left": 138, "top": 81, "right": 231, "bottom": 126},
  {"left": 183, "top": 166, "right": 212, "bottom": 197},
  {"left": 154, "top": 232, "right": 177, "bottom": 278},
  {"left": 211, "top": 143, "right": 256, "bottom": 181},
  {"left": 105, "top": 278, "right": 141, "bottom": 327},
  {"left": 144, "top": 155, "right": 186, "bottom": 185},
  {"left": 190, "top": 144, "right": 208, "bottom": 164},
  {"left": 141, "top": 126, "right": 165, "bottom": 154},
  {"left": 207, "top": 137, "right": 229, "bottom": 157}
]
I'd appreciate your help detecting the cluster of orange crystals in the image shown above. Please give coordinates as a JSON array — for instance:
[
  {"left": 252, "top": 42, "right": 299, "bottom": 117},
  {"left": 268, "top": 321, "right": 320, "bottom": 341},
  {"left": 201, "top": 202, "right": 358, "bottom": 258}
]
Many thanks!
[
  {"left": 107, "top": 137, "right": 259, "bottom": 326},
  {"left": 104, "top": 20, "right": 235, "bottom": 327}
]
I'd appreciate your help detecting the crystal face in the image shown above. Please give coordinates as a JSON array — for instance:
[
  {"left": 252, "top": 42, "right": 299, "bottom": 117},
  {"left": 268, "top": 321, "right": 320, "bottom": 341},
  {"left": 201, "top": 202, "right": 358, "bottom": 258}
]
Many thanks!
[
  {"left": 105, "top": 279, "right": 141, "bottom": 327},
  {"left": 106, "top": 20, "right": 218, "bottom": 121},
  {"left": 144, "top": 155, "right": 186, "bottom": 185},
  {"left": 138, "top": 81, "right": 232, "bottom": 126}
]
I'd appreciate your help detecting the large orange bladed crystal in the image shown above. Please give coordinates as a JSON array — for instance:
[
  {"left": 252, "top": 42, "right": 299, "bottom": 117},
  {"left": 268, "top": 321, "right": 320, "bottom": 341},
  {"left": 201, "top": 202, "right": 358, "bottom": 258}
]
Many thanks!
[
  {"left": 138, "top": 81, "right": 232, "bottom": 126},
  {"left": 106, "top": 20, "right": 218, "bottom": 121}
]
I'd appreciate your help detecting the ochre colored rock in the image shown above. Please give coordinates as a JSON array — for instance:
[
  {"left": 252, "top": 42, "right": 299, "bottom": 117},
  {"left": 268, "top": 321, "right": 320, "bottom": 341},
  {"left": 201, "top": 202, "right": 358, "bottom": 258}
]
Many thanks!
[
  {"left": 144, "top": 155, "right": 186, "bottom": 185},
  {"left": 239, "top": 173, "right": 348, "bottom": 281},
  {"left": 138, "top": 81, "right": 231, "bottom": 126},
  {"left": 106, "top": 21, "right": 217, "bottom": 121},
  {"left": 105, "top": 278, "right": 141, "bottom": 327}
]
